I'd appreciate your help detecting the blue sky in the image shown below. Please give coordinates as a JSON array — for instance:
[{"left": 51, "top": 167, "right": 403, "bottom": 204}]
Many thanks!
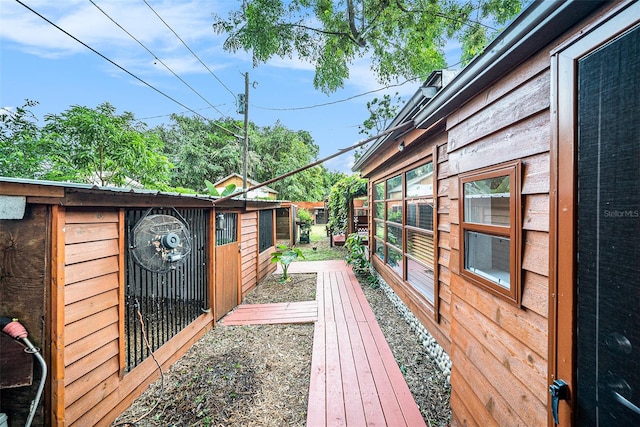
[{"left": 1, "top": 0, "right": 460, "bottom": 174}]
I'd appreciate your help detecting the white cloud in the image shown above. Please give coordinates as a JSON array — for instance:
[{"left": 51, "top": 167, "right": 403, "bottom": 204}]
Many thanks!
[{"left": 1, "top": 1, "right": 231, "bottom": 67}]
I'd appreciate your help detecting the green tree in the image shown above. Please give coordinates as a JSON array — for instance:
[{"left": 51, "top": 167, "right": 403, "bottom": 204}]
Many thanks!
[
  {"left": 156, "top": 115, "right": 253, "bottom": 190},
  {"left": 213, "top": 0, "right": 522, "bottom": 93},
  {"left": 359, "top": 93, "right": 404, "bottom": 137},
  {"left": 40, "top": 103, "right": 171, "bottom": 188},
  {"left": 355, "top": 92, "right": 404, "bottom": 161},
  {"left": 252, "top": 121, "right": 331, "bottom": 201},
  {"left": 0, "top": 100, "right": 44, "bottom": 178},
  {"left": 327, "top": 174, "right": 368, "bottom": 234}
]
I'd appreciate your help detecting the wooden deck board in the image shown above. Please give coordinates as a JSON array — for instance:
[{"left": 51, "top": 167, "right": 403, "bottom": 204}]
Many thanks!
[
  {"left": 223, "top": 260, "right": 425, "bottom": 426},
  {"left": 305, "top": 262, "right": 426, "bottom": 427},
  {"left": 219, "top": 301, "right": 317, "bottom": 325}
]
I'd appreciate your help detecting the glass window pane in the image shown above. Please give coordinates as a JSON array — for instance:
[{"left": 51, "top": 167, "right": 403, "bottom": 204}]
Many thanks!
[
  {"left": 387, "top": 245, "right": 403, "bottom": 276},
  {"left": 464, "top": 231, "right": 510, "bottom": 289},
  {"left": 374, "top": 182, "right": 385, "bottom": 201},
  {"left": 375, "top": 221, "right": 385, "bottom": 239},
  {"left": 407, "top": 258, "right": 434, "bottom": 303},
  {"left": 387, "top": 200, "right": 402, "bottom": 223},
  {"left": 387, "top": 223, "right": 403, "bottom": 248},
  {"left": 374, "top": 201, "right": 384, "bottom": 220},
  {"left": 374, "top": 238, "right": 385, "bottom": 260},
  {"left": 464, "top": 175, "right": 510, "bottom": 226},
  {"left": 386, "top": 175, "right": 402, "bottom": 200},
  {"left": 407, "top": 230, "right": 434, "bottom": 267},
  {"left": 406, "top": 162, "right": 434, "bottom": 197},
  {"left": 406, "top": 200, "right": 433, "bottom": 230}
]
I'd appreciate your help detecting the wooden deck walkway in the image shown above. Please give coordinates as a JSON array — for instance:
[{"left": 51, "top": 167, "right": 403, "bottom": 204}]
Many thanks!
[
  {"left": 219, "top": 301, "right": 317, "bottom": 325},
  {"left": 221, "top": 260, "right": 425, "bottom": 426}
]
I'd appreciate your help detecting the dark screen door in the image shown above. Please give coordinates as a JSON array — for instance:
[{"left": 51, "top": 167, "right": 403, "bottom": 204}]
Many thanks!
[{"left": 576, "top": 24, "right": 640, "bottom": 425}]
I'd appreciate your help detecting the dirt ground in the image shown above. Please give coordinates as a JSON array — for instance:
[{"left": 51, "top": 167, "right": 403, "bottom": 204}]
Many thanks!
[{"left": 114, "top": 242, "right": 450, "bottom": 426}]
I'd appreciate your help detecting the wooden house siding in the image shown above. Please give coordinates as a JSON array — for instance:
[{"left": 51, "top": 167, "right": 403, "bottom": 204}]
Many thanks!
[
  {"left": 59, "top": 208, "right": 122, "bottom": 425},
  {"left": 240, "top": 210, "right": 277, "bottom": 298},
  {"left": 240, "top": 211, "right": 258, "bottom": 296},
  {"left": 446, "top": 51, "right": 551, "bottom": 427},
  {"left": 1, "top": 179, "right": 278, "bottom": 425},
  {"left": 257, "top": 248, "right": 275, "bottom": 284},
  {"left": 353, "top": 3, "right": 638, "bottom": 426},
  {"left": 0, "top": 204, "right": 49, "bottom": 426}
]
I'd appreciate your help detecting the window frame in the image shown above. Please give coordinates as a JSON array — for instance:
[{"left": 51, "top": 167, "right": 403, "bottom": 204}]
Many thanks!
[
  {"left": 372, "top": 156, "right": 437, "bottom": 309},
  {"left": 458, "top": 160, "right": 522, "bottom": 305}
]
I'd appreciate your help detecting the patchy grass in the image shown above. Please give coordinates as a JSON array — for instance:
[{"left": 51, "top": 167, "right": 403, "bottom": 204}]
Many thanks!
[{"left": 296, "top": 225, "right": 345, "bottom": 261}]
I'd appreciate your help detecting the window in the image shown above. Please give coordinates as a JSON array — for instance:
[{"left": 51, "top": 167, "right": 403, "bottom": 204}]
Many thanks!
[
  {"left": 372, "top": 160, "right": 436, "bottom": 304},
  {"left": 459, "top": 161, "right": 521, "bottom": 304},
  {"left": 258, "top": 210, "right": 274, "bottom": 253},
  {"left": 215, "top": 212, "right": 238, "bottom": 246}
]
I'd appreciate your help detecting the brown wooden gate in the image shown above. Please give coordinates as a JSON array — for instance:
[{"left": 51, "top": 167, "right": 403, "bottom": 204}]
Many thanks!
[{"left": 215, "top": 212, "right": 239, "bottom": 320}]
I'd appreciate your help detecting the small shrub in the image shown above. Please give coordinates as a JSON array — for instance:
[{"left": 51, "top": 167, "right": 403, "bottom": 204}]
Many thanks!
[
  {"left": 270, "top": 244, "right": 305, "bottom": 283},
  {"left": 344, "top": 233, "right": 378, "bottom": 288}
]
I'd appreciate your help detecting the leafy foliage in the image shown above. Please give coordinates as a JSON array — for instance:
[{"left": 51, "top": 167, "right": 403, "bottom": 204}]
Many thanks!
[
  {"left": 327, "top": 174, "right": 368, "bottom": 234},
  {"left": 204, "top": 180, "right": 237, "bottom": 197},
  {"left": 359, "top": 93, "right": 404, "bottom": 137},
  {"left": 40, "top": 103, "right": 171, "bottom": 188},
  {"left": 157, "top": 115, "right": 249, "bottom": 191},
  {"left": 0, "top": 100, "right": 43, "bottom": 178},
  {"left": 3, "top": 102, "right": 341, "bottom": 200},
  {"left": 1, "top": 101, "right": 171, "bottom": 188},
  {"left": 297, "top": 208, "right": 313, "bottom": 227},
  {"left": 157, "top": 116, "right": 336, "bottom": 200},
  {"left": 270, "top": 244, "right": 305, "bottom": 283},
  {"left": 212, "top": 0, "right": 523, "bottom": 93},
  {"left": 344, "top": 233, "right": 379, "bottom": 288},
  {"left": 355, "top": 93, "right": 404, "bottom": 161}
]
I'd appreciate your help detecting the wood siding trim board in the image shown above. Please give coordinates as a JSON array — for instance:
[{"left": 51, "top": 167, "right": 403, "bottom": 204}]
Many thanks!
[{"left": 51, "top": 205, "right": 66, "bottom": 426}]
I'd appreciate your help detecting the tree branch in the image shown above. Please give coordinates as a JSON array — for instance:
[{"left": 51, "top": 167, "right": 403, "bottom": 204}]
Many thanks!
[{"left": 394, "top": 0, "right": 497, "bottom": 31}]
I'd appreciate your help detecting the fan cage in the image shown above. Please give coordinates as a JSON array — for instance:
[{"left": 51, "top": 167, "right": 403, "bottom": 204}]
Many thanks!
[{"left": 124, "top": 207, "right": 209, "bottom": 371}]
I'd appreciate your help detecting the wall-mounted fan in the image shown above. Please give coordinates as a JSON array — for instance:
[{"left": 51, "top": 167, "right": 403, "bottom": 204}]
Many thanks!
[{"left": 130, "top": 209, "right": 192, "bottom": 273}]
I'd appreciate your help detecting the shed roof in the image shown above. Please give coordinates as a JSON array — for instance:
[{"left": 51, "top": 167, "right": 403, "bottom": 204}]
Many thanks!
[
  {"left": 353, "top": 0, "right": 606, "bottom": 171},
  {"left": 0, "top": 176, "right": 281, "bottom": 209}
]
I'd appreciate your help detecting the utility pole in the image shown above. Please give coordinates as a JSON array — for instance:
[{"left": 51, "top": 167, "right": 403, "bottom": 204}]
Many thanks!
[{"left": 242, "top": 72, "right": 249, "bottom": 199}]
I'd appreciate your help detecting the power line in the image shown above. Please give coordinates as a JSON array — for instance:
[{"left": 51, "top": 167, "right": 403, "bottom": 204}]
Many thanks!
[
  {"left": 88, "top": 0, "right": 235, "bottom": 125},
  {"left": 252, "top": 77, "right": 420, "bottom": 111},
  {"left": 14, "top": 0, "right": 242, "bottom": 139},
  {"left": 142, "top": 0, "right": 237, "bottom": 101},
  {"left": 138, "top": 104, "right": 229, "bottom": 121}
]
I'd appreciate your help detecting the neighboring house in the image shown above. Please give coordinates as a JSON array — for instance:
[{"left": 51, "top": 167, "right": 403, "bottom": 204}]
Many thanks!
[
  {"left": 353, "top": 1, "right": 639, "bottom": 426},
  {"left": 213, "top": 173, "right": 278, "bottom": 199},
  {"left": 0, "top": 177, "right": 279, "bottom": 426}
]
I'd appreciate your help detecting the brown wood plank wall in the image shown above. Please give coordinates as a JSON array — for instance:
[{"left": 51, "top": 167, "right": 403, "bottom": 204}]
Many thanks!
[
  {"left": 240, "top": 212, "right": 258, "bottom": 296},
  {"left": 0, "top": 204, "right": 49, "bottom": 426},
  {"left": 446, "top": 50, "right": 551, "bottom": 427},
  {"left": 257, "top": 247, "right": 276, "bottom": 284},
  {"left": 61, "top": 208, "right": 121, "bottom": 426}
]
